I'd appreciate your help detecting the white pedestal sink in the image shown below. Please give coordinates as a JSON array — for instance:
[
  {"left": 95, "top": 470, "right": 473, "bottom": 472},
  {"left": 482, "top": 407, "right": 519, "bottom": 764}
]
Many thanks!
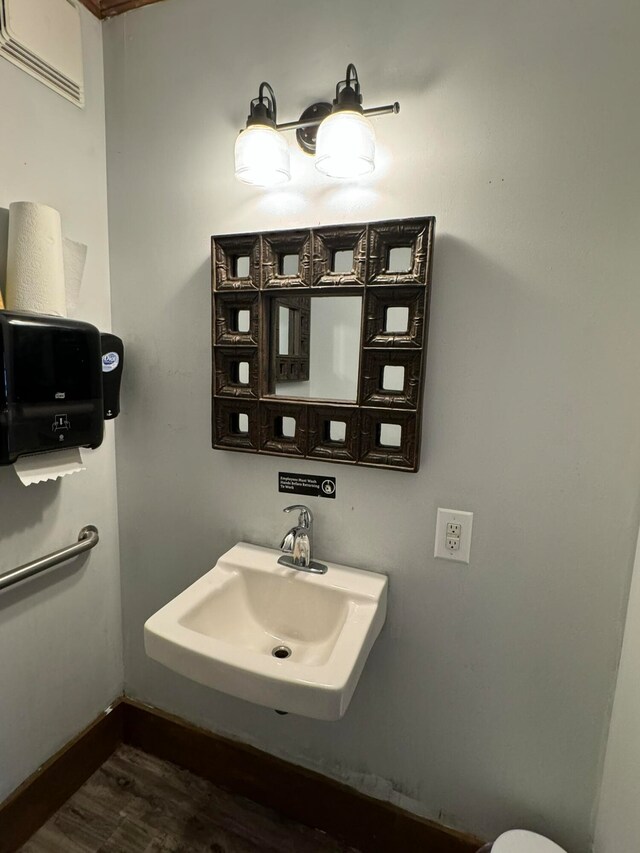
[{"left": 144, "top": 542, "right": 388, "bottom": 720}]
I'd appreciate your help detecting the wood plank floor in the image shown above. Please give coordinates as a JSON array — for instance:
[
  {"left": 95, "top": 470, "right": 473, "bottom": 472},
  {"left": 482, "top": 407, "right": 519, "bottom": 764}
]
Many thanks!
[{"left": 21, "top": 745, "right": 361, "bottom": 853}]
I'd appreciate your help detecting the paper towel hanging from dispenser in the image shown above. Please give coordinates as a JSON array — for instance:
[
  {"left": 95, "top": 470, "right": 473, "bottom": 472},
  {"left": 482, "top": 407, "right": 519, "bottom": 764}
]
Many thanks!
[{"left": 0, "top": 311, "right": 104, "bottom": 466}]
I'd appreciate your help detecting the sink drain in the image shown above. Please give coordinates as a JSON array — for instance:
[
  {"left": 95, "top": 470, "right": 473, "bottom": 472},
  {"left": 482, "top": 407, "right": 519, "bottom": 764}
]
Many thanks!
[{"left": 272, "top": 645, "right": 292, "bottom": 660}]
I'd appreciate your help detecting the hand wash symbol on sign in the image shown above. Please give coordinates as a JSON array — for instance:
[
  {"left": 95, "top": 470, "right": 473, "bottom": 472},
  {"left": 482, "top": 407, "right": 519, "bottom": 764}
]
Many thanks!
[{"left": 322, "top": 479, "right": 336, "bottom": 496}]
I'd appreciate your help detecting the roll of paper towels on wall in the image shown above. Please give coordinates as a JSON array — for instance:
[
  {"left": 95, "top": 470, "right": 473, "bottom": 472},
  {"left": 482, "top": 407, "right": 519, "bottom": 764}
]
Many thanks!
[{"left": 5, "top": 202, "right": 67, "bottom": 316}]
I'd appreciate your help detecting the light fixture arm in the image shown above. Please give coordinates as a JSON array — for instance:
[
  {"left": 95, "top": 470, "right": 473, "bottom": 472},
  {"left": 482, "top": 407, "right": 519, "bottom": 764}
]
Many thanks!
[{"left": 275, "top": 102, "right": 399, "bottom": 134}]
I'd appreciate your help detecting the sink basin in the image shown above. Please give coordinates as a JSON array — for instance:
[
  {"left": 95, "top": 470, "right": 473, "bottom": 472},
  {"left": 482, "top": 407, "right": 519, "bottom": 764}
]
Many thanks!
[{"left": 144, "top": 542, "right": 387, "bottom": 720}]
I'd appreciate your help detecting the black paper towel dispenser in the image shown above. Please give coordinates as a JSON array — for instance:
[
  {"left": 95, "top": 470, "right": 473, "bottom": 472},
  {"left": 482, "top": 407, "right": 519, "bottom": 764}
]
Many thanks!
[{"left": 0, "top": 311, "right": 104, "bottom": 465}]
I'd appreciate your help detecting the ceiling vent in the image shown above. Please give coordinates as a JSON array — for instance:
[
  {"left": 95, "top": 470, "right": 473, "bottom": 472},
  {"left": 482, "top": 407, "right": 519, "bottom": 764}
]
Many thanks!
[{"left": 0, "top": 0, "right": 84, "bottom": 107}]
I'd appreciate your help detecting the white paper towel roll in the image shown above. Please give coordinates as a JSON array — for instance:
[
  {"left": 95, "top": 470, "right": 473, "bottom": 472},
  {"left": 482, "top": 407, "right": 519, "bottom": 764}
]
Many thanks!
[
  {"left": 13, "top": 448, "right": 86, "bottom": 486},
  {"left": 5, "top": 202, "right": 67, "bottom": 317}
]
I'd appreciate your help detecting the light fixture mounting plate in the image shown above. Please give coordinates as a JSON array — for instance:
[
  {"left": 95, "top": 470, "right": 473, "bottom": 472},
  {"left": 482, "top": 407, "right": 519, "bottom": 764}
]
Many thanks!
[{"left": 295, "top": 102, "right": 332, "bottom": 155}]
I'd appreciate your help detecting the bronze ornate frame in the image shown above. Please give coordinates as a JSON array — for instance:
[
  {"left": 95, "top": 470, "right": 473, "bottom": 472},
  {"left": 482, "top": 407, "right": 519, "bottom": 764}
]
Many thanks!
[{"left": 211, "top": 216, "right": 435, "bottom": 472}]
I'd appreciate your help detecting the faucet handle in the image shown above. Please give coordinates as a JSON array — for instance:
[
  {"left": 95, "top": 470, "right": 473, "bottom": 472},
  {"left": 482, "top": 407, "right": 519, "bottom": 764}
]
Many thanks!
[{"left": 283, "top": 504, "right": 313, "bottom": 528}]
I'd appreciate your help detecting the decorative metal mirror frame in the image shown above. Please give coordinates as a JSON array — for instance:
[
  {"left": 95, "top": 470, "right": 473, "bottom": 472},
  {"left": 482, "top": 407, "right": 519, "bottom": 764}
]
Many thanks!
[{"left": 211, "top": 216, "right": 435, "bottom": 472}]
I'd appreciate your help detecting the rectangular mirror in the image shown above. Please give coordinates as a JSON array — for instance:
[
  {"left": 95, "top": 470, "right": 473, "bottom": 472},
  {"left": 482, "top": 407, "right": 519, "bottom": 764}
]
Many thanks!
[
  {"left": 235, "top": 309, "right": 251, "bottom": 333},
  {"left": 234, "top": 255, "right": 250, "bottom": 278},
  {"left": 231, "top": 412, "right": 249, "bottom": 434},
  {"left": 332, "top": 249, "right": 354, "bottom": 273},
  {"left": 328, "top": 420, "right": 347, "bottom": 442},
  {"left": 379, "top": 423, "right": 402, "bottom": 447},
  {"left": 237, "top": 361, "right": 249, "bottom": 385},
  {"left": 382, "top": 365, "right": 405, "bottom": 392},
  {"left": 388, "top": 246, "right": 413, "bottom": 272},
  {"left": 272, "top": 295, "right": 362, "bottom": 402},
  {"left": 279, "top": 416, "right": 296, "bottom": 437},
  {"left": 278, "top": 305, "right": 290, "bottom": 355},
  {"left": 279, "top": 253, "right": 299, "bottom": 276},
  {"left": 385, "top": 306, "right": 409, "bottom": 333}
]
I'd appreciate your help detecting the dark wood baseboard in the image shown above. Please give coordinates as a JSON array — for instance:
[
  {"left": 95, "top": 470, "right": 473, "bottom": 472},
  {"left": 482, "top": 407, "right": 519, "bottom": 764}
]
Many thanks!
[
  {"left": 0, "top": 697, "right": 483, "bottom": 853},
  {"left": 122, "top": 699, "right": 483, "bottom": 853},
  {"left": 0, "top": 702, "right": 124, "bottom": 853}
]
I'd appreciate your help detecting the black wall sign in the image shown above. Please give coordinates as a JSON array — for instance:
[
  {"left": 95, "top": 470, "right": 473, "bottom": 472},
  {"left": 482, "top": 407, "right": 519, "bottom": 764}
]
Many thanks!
[{"left": 278, "top": 472, "right": 337, "bottom": 499}]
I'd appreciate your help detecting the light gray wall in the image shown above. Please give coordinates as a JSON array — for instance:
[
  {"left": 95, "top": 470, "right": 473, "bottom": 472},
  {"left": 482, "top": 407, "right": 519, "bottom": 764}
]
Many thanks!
[
  {"left": 594, "top": 519, "right": 640, "bottom": 853},
  {"left": 103, "top": 1, "right": 640, "bottom": 849},
  {"left": 0, "top": 8, "right": 122, "bottom": 802}
]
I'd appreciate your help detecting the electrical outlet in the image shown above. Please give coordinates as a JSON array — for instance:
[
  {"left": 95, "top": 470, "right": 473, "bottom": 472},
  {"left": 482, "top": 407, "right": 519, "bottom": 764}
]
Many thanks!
[{"left": 435, "top": 508, "right": 473, "bottom": 563}]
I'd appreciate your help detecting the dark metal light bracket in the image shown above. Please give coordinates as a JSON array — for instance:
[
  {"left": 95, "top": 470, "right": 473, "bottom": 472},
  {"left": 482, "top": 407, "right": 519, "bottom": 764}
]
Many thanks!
[{"left": 295, "top": 102, "right": 332, "bottom": 155}]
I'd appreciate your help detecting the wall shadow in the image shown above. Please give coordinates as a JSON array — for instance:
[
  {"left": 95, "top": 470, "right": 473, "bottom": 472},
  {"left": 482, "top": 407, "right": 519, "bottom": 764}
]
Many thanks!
[{"left": 0, "top": 467, "right": 60, "bottom": 537}]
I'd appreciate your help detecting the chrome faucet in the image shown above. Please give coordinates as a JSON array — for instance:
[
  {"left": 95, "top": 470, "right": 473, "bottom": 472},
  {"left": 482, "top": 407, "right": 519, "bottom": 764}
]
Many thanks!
[{"left": 278, "top": 505, "right": 327, "bottom": 574}]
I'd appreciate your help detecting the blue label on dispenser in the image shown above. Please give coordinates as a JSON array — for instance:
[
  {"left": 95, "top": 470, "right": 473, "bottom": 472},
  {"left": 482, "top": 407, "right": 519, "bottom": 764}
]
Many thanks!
[{"left": 102, "top": 352, "right": 119, "bottom": 372}]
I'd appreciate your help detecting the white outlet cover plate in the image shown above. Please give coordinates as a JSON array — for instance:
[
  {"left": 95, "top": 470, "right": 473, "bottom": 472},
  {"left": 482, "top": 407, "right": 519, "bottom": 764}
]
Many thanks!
[{"left": 435, "top": 508, "right": 473, "bottom": 563}]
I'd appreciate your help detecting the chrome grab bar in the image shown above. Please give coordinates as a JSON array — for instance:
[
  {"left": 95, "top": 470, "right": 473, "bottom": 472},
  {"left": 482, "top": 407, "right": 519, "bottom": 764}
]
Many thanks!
[{"left": 0, "top": 526, "right": 99, "bottom": 594}]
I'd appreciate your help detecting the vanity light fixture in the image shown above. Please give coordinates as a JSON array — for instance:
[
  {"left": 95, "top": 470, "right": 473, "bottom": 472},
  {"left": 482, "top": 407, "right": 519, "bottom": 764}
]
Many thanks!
[
  {"left": 234, "top": 82, "right": 291, "bottom": 188},
  {"left": 315, "top": 63, "right": 376, "bottom": 178},
  {"left": 234, "top": 64, "right": 399, "bottom": 187}
]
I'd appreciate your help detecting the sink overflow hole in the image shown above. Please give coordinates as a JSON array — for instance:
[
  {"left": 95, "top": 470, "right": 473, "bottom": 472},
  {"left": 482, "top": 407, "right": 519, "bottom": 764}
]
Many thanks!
[{"left": 272, "top": 645, "right": 292, "bottom": 659}]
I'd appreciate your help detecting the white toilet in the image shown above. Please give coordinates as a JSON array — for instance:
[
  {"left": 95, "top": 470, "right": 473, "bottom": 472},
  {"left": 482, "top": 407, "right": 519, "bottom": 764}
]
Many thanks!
[{"left": 487, "top": 829, "right": 567, "bottom": 852}]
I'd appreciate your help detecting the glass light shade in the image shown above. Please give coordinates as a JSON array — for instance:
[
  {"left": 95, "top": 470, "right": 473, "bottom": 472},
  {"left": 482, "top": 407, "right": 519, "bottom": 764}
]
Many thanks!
[
  {"left": 315, "top": 110, "right": 376, "bottom": 178},
  {"left": 234, "top": 124, "right": 290, "bottom": 187}
]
